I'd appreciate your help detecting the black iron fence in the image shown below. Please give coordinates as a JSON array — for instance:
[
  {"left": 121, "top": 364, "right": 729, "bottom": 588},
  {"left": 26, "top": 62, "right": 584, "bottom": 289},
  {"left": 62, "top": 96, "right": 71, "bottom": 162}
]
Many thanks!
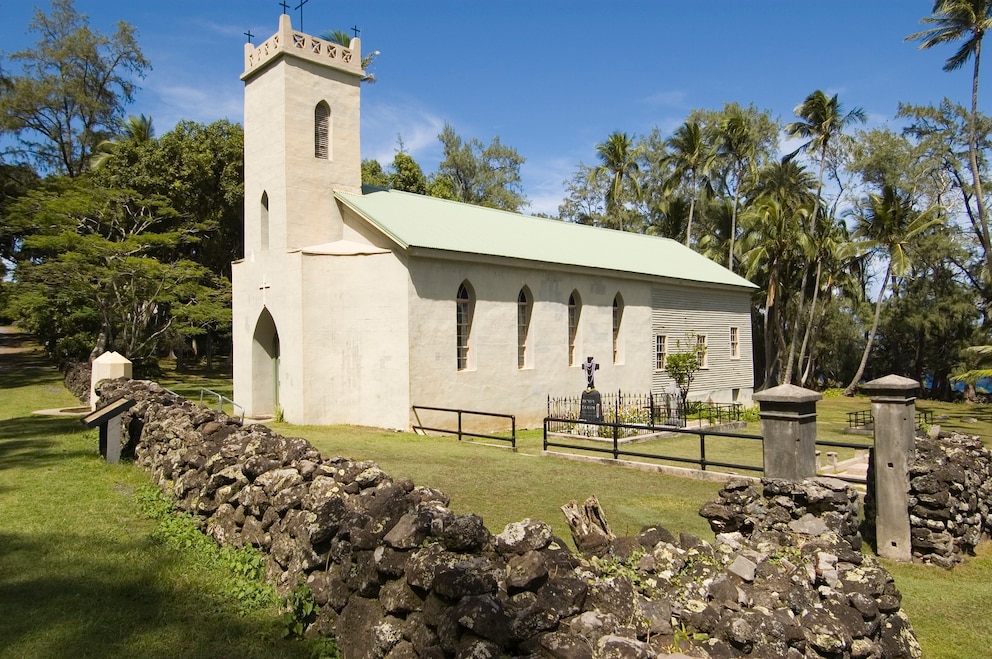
[
  {"left": 542, "top": 416, "right": 764, "bottom": 474},
  {"left": 546, "top": 392, "right": 744, "bottom": 437},
  {"left": 846, "top": 409, "right": 934, "bottom": 429},
  {"left": 412, "top": 405, "right": 516, "bottom": 449}
]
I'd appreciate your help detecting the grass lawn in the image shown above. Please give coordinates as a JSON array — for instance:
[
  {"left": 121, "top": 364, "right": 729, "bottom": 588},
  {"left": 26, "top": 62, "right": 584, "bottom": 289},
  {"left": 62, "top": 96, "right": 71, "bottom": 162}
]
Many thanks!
[
  {"left": 4, "top": 328, "right": 992, "bottom": 658},
  {"left": 0, "top": 331, "right": 316, "bottom": 659}
]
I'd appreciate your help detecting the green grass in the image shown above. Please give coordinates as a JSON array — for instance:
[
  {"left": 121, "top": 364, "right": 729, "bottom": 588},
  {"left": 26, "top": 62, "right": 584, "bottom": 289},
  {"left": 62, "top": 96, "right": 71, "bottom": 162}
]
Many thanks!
[
  {"left": 0, "top": 333, "right": 317, "bottom": 659},
  {"left": 5, "top": 328, "right": 992, "bottom": 658},
  {"left": 268, "top": 423, "right": 723, "bottom": 542}
]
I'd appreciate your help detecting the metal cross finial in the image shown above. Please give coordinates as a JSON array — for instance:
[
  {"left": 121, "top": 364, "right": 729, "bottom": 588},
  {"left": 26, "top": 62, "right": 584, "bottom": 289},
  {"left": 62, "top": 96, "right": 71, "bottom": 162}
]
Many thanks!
[
  {"left": 351, "top": 24, "right": 361, "bottom": 38},
  {"left": 279, "top": 0, "right": 290, "bottom": 14},
  {"left": 244, "top": 28, "right": 254, "bottom": 44},
  {"left": 295, "top": 0, "right": 309, "bottom": 31}
]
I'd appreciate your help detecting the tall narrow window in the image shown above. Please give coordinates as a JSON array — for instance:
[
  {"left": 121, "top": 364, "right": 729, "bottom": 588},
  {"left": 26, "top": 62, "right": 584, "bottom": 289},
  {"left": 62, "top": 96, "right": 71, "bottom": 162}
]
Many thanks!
[
  {"left": 314, "top": 101, "right": 330, "bottom": 159},
  {"left": 730, "top": 326, "right": 740, "bottom": 359},
  {"left": 517, "top": 288, "right": 531, "bottom": 369},
  {"left": 456, "top": 282, "right": 473, "bottom": 370},
  {"left": 655, "top": 335, "right": 668, "bottom": 371},
  {"left": 696, "top": 334, "right": 708, "bottom": 369},
  {"left": 568, "top": 291, "right": 580, "bottom": 366},
  {"left": 260, "top": 191, "right": 269, "bottom": 250},
  {"left": 612, "top": 294, "right": 623, "bottom": 364}
]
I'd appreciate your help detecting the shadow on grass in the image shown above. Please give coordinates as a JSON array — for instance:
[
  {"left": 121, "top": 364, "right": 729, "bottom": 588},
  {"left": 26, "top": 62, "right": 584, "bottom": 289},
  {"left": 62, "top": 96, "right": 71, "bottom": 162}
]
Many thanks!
[
  {"left": 0, "top": 417, "right": 95, "bottom": 470},
  {"left": 0, "top": 532, "right": 306, "bottom": 659},
  {"left": 0, "top": 348, "right": 63, "bottom": 390}
]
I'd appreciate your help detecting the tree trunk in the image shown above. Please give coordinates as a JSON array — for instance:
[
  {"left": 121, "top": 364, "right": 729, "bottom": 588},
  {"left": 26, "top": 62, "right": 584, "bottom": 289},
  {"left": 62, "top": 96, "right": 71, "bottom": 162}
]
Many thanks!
[
  {"left": 728, "top": 187, "right": 740, "bottom": 272},
  {"left": 782, "top": 266, "right": 809, "bottom": 384},
  {"left": 796, "top": 256, "right": 824, "bottom": 385},
  {"left": 685, "top": 172, "right": 697, "bottom": 248},
  {"left": 970, "top": 43, "right": 991, "bottom": 283},
  {"left": 844, "top": 261, "right": 892, "bottom": 396},
  {"left": 561, "top": 495, "right": 614, "bottom": 554}
]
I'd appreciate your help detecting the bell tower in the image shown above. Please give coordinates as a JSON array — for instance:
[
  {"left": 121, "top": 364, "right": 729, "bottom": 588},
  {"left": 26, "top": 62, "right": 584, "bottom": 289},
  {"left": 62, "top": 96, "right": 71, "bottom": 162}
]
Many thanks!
[{"left": 241, "top": 14, "right": 364, "bottom": 254}]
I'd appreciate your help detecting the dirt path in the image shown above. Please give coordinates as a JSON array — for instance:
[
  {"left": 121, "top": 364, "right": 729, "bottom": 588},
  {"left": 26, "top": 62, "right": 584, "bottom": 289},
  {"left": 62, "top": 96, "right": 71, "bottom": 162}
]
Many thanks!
[{"left": 0, "top": 326, "right": 31, "bottom": 355}]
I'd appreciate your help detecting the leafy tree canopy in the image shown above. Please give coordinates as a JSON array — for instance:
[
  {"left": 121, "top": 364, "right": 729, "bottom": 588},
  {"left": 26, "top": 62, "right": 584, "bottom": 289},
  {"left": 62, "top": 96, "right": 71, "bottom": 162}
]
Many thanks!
[
  {"left": 0, "top": 0, "right": 149, "bottom": 177},
  {"left": 437, "top": 123, "right": 528, "bottom": 212}
]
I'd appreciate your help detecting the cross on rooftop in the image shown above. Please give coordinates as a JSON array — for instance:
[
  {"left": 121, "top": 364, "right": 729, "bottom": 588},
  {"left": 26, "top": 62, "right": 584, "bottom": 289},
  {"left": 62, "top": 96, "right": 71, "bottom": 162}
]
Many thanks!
[
  {"left": 279, "top": 0, "right": 290, "bottom": 14},
  {"left": 244, "top": 28, "right": 254, "bottom": 43},
  {"left": 351, "top": 25, "right": 361, "bottom": 38},
  {"left": 295, "top": 0, "right": 309, "bottom": 31}
]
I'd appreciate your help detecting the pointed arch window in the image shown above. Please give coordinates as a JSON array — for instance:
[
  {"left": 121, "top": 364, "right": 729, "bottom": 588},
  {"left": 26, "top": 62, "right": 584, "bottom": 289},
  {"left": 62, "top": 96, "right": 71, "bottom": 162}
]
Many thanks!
[
  {"left": 260, "top": 191, "right": 270, "bottom": 250},
  {"left": 612, "top": 293, "right": 623, "bottom": 364},
  {"left": 456, "top": 282, "right": 474, "bottom": 371},
  {"left": 568, "top": 291, "right": 581, "bottom": 366},
  {"left": 517, "top": 287, "right": 532, "bottom": 369},
  {"left": 314, "top": 101, "right": 330, "bottom": 159}
]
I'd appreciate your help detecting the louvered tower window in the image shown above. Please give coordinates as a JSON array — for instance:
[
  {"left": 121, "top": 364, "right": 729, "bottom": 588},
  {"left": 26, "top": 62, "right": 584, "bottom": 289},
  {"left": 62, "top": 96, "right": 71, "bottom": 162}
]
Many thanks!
[{"left": 314, "top": 101, "right": 330, "bottom": 159}]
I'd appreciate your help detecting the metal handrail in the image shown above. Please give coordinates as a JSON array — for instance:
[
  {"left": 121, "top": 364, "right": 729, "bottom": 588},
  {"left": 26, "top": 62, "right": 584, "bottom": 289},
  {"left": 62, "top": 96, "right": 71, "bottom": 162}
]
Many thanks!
[
  {"left": 412, "top": 405, "right": 516, "bottom": 449},
  {"left": 199, "top": 388, "right": 245, "bottom": 423}
]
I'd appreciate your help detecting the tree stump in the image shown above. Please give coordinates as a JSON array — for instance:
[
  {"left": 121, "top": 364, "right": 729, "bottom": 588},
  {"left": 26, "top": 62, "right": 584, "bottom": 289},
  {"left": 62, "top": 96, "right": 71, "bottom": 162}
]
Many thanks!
[{"left": 561, "top": 495, "right": 615, "bottom": 554}]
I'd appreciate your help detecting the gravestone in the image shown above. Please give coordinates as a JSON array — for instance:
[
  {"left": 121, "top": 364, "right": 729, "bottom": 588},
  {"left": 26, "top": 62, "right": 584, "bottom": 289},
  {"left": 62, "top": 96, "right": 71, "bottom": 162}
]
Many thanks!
[{"left": 579, "top": 356, "right": 603, "bottom": 423}]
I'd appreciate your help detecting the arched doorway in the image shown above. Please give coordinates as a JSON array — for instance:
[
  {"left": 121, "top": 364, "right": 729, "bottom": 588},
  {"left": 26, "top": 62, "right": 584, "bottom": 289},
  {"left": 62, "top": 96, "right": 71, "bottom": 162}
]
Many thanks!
[{"left": 251, "top": 308, "right": 281, "bottom": 415}]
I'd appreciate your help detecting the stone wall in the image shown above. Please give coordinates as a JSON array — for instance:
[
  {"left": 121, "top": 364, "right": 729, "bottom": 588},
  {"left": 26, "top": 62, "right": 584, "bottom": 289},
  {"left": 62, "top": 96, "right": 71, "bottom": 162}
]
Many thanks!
[
  {"left": 97, "top": 378, "right": 921, "bottom": 658},
  {"left": 866, "top": 432, "right": 992, "bottom": 568},
  {"left": 62, "top": 359, "right": 91, "bottom": 403}
]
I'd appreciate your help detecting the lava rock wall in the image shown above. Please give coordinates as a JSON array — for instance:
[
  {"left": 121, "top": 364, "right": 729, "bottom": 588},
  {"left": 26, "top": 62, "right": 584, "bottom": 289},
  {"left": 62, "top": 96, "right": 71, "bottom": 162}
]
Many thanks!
[{"left": 97, "top": 379, "right": 921, "bottom": 658}]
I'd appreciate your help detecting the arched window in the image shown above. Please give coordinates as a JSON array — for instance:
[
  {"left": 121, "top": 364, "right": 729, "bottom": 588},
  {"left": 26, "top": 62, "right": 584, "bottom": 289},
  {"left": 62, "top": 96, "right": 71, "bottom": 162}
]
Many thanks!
[
  {"left": 260, "top": 191, "right": 269, "bottom": 250},
  {"left": 314, "top": 101, "right": 330, "bottom": 159},
  {"left": 517, "top": 287, "right": 532, "bottom": 369},
  {"left": 612, "top": 293, "right": 623, "bottom": 364},
  {"left": 456, "top": 282, "right": 473, "bottom": 370},
  {"left": 568, "top": 291, "right": 580, "bottom": 366}
]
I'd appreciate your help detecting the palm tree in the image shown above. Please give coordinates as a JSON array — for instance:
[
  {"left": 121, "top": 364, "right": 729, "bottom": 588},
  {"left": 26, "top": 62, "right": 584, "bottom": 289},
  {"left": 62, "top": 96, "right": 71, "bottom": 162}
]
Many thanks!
[
  {"left": 594, "top": 132, "right": 642, "bottom": 231},
  {"left": 750, "top": 160, "right": 816, "bottom": 213},
  {"left": 739, "top": 197, "right": 811, "bottom": 387},
  {"left": 718, "top": 108, "right": 757, "bottom": 272},
  {"left": 783, "top": 91, "right": 865, "bottom": 383},
  {"left": 321, "top": 30, "right": 380, "bottom": 83},
  {"left": 89, "top": 114, "right": 155, "bottom": 169},
  {"left": 908, "top": 0, "right": 992, "bottom": 280},
  {"left": 785, "top": 91, "right": 866, "bottom": 225},
  {"left": 843, "top": 186, "right": 943, "bottom": 395},
  {"left": 665, "top": 121, "right": 715, "bottom": 247}
]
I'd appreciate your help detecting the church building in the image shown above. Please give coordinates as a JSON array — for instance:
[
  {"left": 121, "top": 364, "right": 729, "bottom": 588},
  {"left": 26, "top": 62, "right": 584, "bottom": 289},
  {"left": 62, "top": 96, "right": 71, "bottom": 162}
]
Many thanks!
[{"left": 232, "top": 15, "right": 757, "bottom": 429}]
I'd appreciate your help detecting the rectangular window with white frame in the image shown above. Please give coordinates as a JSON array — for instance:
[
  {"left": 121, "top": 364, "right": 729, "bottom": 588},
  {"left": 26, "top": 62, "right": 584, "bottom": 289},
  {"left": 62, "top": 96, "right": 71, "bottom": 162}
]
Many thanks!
[
  {"left": 655, "top": 334, "right": 667, "bottom": 371},
  {"left": 696, "top": 334, "right": 708, "bottom": 369},
  {"left": 730, "top": 326, "right": 740, "bottom": 360}
]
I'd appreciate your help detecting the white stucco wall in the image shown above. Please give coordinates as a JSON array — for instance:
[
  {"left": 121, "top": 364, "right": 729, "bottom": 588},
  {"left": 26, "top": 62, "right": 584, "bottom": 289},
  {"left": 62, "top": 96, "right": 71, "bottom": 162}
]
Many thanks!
[
  {"left": 232, "top": 250, "right": 305, "bottom": 420},
  {"left": 404, "top": 256, "right": 657, "bottom": 429},
  {"left": 298, "top": 251, "right": 410, "bottom": 429}
]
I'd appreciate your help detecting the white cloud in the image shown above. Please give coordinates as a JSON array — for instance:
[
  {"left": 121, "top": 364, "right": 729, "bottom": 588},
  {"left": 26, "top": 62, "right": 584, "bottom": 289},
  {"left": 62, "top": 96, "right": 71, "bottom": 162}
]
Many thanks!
[
  {"left": 522, "top": 156, "right": 575, "bottom": 217},
  {"left": 643, "top": 90, "right": 689, "bottom": 108},
  {"left": 139, "top": 78, "right": 243, "bottom": 131},
  {"left": 361, "top": 98, "right": 446, "bottom": 164}
]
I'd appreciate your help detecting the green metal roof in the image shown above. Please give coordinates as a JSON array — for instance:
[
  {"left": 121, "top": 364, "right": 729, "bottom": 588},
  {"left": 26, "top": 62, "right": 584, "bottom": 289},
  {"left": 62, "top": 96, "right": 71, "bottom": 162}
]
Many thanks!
[{"left": 335, "top": 188, "right": 757, "bottom": 290}]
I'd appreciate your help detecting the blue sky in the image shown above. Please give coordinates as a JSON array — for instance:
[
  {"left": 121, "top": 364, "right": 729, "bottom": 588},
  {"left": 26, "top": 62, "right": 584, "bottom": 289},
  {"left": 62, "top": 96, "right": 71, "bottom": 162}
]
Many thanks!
[{"left": 0, "top": 1, "right": 979, "bottom": 215}]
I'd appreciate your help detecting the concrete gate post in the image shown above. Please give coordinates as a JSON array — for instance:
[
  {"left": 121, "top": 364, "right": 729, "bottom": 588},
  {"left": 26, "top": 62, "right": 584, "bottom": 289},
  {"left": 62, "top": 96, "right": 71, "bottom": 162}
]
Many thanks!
[
  {"left": 863, "top": 374, "right": 919, "bottom": 562},
  {"left": 753, "top": 384, "right": 822, "bottom": 480},
  {"left": 90, "top": 351, "right": 133, "bottom": 410}
]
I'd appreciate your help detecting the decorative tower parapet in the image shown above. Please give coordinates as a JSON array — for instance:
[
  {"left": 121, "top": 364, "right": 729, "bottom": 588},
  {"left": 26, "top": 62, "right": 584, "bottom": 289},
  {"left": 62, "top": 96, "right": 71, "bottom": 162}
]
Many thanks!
[{"left": 242, "top": 13, "right": 362, "bottom": 80}]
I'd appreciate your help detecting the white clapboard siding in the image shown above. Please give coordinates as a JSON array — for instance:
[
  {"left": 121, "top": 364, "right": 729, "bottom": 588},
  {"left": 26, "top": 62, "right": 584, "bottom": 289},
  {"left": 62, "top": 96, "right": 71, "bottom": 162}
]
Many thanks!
[{"left": 650, "top": 285, "right": 753, "bottom": 402}]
